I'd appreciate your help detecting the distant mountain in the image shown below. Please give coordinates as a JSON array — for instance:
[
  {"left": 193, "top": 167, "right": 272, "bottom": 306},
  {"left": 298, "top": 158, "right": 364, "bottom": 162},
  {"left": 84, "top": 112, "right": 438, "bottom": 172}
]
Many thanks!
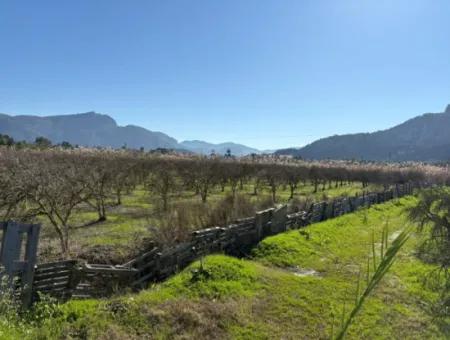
[
  {"left": 180, "top": 140, "right": 261, "bottom": 156},
  {"left": 276, "top": 105, "right": 450, "bottom": 162},
  {"left": 0, "top": 112, "right": 178, "bottom": 150},
  {"left": 0, "top": 111, "right": 261, "bottom": 155}
]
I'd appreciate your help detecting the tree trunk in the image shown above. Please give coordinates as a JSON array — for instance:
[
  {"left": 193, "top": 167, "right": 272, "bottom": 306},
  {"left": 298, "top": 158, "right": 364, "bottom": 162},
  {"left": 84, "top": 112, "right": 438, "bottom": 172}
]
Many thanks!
[
  {"left": 201, "top": 186, "right": 208, "bottom": 203},
  {"left": 231, "top": 185, "right": 237, "bottom": 197},
  {"left": 116, "top": 189, "right": 122, "bottom": 205},
  {"left": 289, "top": 184, "right": 295, "bottom": 199},
  {"left": 162, "top": 193, "right": 169, "bottom": 211},
  {"left": 97, "top": 199, "right": 107, "bottom": 222},
  {"left": 57, "top": 228, "right": 70, "bottom": 259},
  {"left": 253, "top": 184, "right": 258, "bottom": 196}
]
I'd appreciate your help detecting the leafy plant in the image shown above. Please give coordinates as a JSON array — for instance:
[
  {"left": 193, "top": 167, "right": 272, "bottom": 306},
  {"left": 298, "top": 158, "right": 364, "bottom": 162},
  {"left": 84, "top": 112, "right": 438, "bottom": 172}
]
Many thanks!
[{"left": 408, "top": 187, "right": 450, "bottom": 321}]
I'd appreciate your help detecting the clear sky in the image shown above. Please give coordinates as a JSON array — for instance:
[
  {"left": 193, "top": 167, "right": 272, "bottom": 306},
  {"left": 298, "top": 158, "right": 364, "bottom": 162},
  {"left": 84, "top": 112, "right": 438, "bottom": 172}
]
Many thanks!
[{"left": 1, "top": 1, "right": 450, "bottom": 150}]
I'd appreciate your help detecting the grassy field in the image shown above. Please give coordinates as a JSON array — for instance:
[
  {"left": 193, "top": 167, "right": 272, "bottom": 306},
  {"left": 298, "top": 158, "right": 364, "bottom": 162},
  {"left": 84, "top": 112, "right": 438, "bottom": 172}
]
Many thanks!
[
  {"left": 6, "top": 195, "right": 446, "bottom": 339},
  {"left": 38, "top": 181, "right": 380, "bottom": 262}
]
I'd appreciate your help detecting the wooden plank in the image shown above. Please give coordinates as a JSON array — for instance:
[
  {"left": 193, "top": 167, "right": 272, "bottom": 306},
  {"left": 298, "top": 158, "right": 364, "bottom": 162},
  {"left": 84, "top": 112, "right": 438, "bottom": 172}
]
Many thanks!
[
  {"left": 123, "top": 247, "right": 159, "bottom": 267},
  {"left": 33, "top": 279, "right": 71, "bottom": 288},
  {"left": 34, "top": 270, "right": 72, "bottom": 281},
  {"left": 35, "top": 263, "right": 74, "bottom": 271},
  {"left": 34, "top": 267, "right": 74, "bottom": 277},
  {"left": 33, "top": 282, "right": 70, "bottom": 291},
  {"left": 234, "top": 217, "right": 255, "bottom": 224},
  {"left": 1, "top": 222, "right": 23, "bottom": 277},
  {"left": 82, "top": 263, "right": 137, "bottom": 275},
  {"left": 35, "top": 260, "right": 77, "bottom": 270},
  {"left": 34, "top": 264, "right": 75, "bottom": 274},
  {"left": 33, "top": 278, "right": 70, "bottom": 289}
]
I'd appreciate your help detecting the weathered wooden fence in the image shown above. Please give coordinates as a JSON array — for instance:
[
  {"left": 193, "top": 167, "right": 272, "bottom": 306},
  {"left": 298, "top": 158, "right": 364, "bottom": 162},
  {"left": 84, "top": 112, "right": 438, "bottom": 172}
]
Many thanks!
[
  {"left": 27, "top": 182, "right": 416, "bottom": 303},
  {"left": 32, "top": 260, "right": 77, "bottom": 300}
]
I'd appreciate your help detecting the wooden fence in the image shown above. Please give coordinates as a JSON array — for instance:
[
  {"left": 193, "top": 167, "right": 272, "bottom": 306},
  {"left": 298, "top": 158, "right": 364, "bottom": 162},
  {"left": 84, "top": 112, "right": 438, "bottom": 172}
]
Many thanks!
[{"left": 31, "top": 183, "right": 414, "bottom": 303}]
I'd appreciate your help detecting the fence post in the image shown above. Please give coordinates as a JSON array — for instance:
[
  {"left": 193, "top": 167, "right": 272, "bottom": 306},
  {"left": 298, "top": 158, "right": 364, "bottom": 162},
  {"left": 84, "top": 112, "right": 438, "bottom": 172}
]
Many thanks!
[
  {"left": 21, "top": 224, "right": 41, "bottom": 307},
  {"left": 271, "top": 205, "right": 287, "bottom": 235},
  {"left": 0, "top": 222, "right": 22, "bottom": 287},
  {"left": 255, "top": 208, "right": 273, "bottom": 240},
  {"left": 0, "top": 222, "right": 41, "bottom": 308}
]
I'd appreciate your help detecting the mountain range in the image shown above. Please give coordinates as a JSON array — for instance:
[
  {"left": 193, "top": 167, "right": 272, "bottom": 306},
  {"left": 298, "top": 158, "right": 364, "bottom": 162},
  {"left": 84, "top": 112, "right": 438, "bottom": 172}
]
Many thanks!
[
  {"left": 276, "top": 105, "right": 450, "bottom": 162},
  {"left": 2, "top": 105, "right": 450, "bottom": 161},
  {"left": 0, "top": 112, "right": 260, "bottom": 156}
]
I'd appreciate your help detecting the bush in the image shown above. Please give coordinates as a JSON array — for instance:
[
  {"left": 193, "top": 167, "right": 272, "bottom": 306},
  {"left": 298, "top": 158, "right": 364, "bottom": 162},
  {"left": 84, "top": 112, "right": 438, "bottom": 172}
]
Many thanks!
[
  {"left": 408, "top": 187, "right": 450, "bottom": 321},
  {"left": 150, "top": 194, "right": 268, "bottom": 247},
  {"left": 150, "top": 201, "right": 207, "bottom": 247},
  {"left": 206, "top": 194, "right": 256, "bottom": 227}
]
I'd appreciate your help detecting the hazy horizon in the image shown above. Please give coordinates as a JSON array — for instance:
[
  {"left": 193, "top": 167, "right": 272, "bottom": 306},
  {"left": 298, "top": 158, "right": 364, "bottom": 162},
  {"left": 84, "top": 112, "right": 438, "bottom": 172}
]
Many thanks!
[{"left": 1, "top": 1, "right": 450, "bottom": 149}]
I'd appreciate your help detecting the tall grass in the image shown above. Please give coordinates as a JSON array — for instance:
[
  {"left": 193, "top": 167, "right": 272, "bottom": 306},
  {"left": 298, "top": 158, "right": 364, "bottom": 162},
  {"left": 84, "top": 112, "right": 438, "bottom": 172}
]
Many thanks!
[{"left": 333, "top": 224, "right": 411, "bottom": 339}]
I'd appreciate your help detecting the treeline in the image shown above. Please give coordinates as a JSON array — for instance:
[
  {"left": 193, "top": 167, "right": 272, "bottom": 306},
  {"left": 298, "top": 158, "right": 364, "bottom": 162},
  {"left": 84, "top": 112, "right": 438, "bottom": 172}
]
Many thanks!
[
  {"left": 0, "top": 133, "right": 184, "bottom": 154},
  {"left": 0, "top": 133, "right": 74, "bottom": 149},
  {"left": 0, "top": 148, "right": 446, "bottom": 258}
]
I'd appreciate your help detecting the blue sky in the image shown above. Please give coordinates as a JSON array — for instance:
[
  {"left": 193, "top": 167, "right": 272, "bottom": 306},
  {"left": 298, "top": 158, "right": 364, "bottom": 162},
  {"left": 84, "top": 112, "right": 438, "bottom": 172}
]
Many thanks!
[{"left": 1, "top": 1, "right": 450, "bottom": 150}]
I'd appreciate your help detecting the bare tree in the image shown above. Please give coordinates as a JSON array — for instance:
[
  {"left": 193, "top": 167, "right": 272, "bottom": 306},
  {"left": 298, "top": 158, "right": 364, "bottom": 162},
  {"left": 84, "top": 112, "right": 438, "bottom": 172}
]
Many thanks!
[
  {"left": 146, "top": 159, "right": 179, "bottom": 211},
  {"left": 15, "top": 152, "right": 89, "bottom": 258},
  {"left": 83, "top": 155, "right": 115, "bottom": 222},
  {"left": 183, "top": 158, "right": 220, "bottom": 203},
  {"left": 263, "top": 164, "right": 283, "bottom": 203},
  {"left": 283, "top": 166, "right": 304, "bottom": 199}
]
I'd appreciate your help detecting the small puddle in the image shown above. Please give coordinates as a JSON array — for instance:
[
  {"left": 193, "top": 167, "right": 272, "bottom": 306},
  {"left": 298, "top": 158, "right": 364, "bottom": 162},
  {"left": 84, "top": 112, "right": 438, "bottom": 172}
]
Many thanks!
[{"left": 288, "top": 266, "right": 320, "bottom": 278}]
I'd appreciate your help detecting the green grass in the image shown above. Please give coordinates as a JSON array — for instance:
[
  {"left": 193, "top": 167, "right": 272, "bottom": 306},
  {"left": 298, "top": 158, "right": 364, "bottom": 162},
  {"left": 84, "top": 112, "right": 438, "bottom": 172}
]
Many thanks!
[{"left": 5, "top": 195, "right": 446, "bottom": 339}]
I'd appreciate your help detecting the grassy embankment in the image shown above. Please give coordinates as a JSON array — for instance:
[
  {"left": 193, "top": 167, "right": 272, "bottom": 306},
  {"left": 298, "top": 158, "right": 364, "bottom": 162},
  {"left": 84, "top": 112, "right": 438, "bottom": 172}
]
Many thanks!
[{"left": 5, "top": 195, "right": 446, "bottom": 339}]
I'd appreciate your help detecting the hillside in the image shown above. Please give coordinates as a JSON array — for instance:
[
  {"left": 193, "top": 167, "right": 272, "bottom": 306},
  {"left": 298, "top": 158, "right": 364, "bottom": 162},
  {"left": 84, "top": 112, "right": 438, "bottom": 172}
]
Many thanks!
[
  {"left": 6, "top": 197, "right": 444, "bottom": 339},
  {"left": 180, "top": 140, "right": 260, "bottom": 156},
  {"left": 0, "top": 112, "right": 262, "bottom": 155},
  {"left": 276, "top": 105, "right": 450, "bottom": 161},
  {"left": 0, "top": 112, "right": 179, "bottom": 150}
]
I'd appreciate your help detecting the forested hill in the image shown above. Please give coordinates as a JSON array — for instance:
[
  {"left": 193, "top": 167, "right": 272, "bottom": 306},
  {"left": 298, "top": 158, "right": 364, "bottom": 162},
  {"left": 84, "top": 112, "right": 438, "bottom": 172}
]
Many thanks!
[{"left": 276, "top": 105, "right": 450, "bottom": 162}]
